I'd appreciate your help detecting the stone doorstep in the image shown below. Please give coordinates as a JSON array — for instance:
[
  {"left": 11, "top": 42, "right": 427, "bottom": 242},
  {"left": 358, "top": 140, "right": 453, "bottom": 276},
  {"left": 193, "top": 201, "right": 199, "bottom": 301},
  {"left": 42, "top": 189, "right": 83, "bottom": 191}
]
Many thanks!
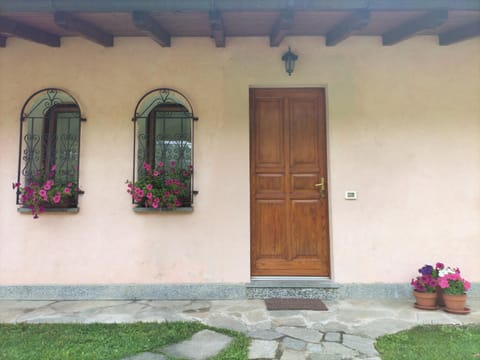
[
  {"left": 246, "top": 280, "right": 339, "bottom": 300},
  {"left": 247, "top": 280, "right": 339, "bottom": 289}
]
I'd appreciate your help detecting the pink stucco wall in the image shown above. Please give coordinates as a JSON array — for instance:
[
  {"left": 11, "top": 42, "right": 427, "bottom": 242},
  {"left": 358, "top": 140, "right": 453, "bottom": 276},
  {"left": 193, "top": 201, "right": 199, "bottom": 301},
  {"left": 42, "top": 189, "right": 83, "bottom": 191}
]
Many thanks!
[{"left": 0, "top": 36, "right": 479, "bottom": 285}]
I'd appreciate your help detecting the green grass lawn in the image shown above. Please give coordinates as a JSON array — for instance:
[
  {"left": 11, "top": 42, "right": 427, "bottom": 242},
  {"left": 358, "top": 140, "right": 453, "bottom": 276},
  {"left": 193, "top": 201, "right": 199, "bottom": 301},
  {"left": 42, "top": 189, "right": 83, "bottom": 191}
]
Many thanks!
[
  {"left": 0, "top": 322, "right": 250, "bottom": 360},
  {"left": 376, "top": 324, "right": 480, "bottom": 360}
]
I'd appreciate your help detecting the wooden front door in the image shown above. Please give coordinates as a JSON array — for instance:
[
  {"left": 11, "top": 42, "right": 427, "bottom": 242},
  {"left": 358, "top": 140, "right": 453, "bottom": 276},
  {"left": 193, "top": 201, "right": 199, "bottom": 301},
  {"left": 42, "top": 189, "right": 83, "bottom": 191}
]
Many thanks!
[{"left": 250, "top": 88, "right": 330, "bottom": 276}]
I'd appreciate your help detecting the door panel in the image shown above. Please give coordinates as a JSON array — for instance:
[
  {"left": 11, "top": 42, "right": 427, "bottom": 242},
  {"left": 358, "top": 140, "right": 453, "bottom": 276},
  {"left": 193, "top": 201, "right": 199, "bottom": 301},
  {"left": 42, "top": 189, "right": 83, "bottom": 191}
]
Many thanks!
[
  {"left": 250, "top": 88, "right": 330, "bottom": 276},
  {"left": 255, "top": 99, "right": 284, "bottom": 168},
  {"left": 255, "top": 200, "right": 287, "bottom": 258}
]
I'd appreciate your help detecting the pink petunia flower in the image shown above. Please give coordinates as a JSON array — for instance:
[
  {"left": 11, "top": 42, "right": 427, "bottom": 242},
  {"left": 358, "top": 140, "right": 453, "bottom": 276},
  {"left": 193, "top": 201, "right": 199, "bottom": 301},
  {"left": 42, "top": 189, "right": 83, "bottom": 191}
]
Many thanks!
[
  {"left": 53, "top": 193, "right": 61, "bottom": 204},
  {"left": 464, "top": 280, "right": 471, "bottom": 291}
]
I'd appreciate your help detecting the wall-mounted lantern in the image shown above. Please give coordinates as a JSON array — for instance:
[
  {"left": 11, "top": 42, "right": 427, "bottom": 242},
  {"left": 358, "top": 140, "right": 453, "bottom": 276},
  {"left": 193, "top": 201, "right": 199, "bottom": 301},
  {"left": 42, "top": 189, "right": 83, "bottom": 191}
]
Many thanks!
[{"left": 281, "top": 47, "right": 298, "bottom": 76}]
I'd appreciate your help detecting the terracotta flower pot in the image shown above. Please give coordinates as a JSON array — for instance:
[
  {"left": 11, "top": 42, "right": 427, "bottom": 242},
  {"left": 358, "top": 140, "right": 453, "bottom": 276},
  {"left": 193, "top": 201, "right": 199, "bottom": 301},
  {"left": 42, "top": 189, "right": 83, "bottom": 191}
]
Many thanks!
[
  {"left": 413, "top": 291, "right": 438, "bottom": 310},
  {"left": 443, "top": 293, "right": 469, "bottom": 314}
]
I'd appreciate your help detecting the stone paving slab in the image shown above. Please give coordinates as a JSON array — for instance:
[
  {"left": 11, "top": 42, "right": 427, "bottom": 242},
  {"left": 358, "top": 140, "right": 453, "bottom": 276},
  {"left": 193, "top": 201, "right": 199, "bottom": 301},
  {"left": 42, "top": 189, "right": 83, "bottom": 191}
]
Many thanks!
[
  {"left": 163, "top": 329, "right": 232, "bottom": 360},
  {"left": 281, "top": 336, "right": 306, "bottom": 350},
  {"left": 249, "top": 339, "right": 279, "bottom": 359},
  {"left": 280, "top": 349, "right": 307, "bottom": 360},
  {"left": 276, "top": 326, "right": 323, "bottom": 343},
  {"left": 342, "top": 334, "right": 379, "bottom": 357}
]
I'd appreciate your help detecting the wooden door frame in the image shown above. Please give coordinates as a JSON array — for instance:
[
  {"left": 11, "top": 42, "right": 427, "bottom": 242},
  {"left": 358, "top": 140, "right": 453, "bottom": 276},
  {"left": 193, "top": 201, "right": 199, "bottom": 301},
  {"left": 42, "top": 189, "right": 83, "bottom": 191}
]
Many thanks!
[{"left": 249, "top": 86, "right": 332, "bottom": 278}]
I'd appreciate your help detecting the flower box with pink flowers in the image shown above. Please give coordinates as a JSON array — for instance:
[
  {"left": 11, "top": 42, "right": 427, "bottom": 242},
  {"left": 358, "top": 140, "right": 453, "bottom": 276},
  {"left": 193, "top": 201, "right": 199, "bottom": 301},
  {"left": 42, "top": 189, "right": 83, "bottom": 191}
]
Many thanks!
[
  {"left": 127, "top": 161, "right": 193, "bottom": 211},
  {"left": 14, "top": 165, "right": 79, "bottom": 219}
]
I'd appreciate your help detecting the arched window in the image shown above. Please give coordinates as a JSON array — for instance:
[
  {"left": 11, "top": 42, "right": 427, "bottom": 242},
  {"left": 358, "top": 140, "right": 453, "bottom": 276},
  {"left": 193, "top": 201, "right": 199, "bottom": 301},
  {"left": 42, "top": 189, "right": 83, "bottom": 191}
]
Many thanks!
[
  {"left": 131, "top": 88, "right": 197, "bottom": 209},
  {"left": 16, "top": 88, "right": 84, "bottom": 216}
]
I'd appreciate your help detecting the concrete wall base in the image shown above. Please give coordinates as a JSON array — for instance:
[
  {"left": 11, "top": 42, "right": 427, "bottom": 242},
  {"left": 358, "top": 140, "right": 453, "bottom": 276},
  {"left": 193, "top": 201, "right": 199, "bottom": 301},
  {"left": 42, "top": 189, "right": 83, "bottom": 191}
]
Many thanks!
[{"left": 0, "top": 283, "right": 478, "bottom": 300}]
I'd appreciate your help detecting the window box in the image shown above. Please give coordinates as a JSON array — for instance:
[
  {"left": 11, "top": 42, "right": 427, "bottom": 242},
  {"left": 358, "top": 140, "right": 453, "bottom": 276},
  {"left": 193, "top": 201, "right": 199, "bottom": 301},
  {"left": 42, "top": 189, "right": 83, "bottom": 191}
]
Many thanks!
[{"left": 133, "top": 206, "right": 193, "bottom": 213}]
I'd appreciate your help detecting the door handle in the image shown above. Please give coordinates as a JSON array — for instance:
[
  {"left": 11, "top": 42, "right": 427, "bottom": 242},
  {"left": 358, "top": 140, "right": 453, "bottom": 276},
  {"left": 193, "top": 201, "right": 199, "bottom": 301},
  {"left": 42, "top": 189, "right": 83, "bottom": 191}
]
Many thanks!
[{"left": 314, "top": 177, "right": 326, "bottom": 198}]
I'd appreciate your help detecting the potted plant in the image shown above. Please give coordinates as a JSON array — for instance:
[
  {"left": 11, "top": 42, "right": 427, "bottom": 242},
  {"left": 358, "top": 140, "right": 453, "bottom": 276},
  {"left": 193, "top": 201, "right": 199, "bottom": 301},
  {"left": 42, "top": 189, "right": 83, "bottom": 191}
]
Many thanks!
[
  {"left": 437, "top": 266, "right": 471, "bottom": 314},
  {"left": 127, "top": 161, "right": 192, "bottom": 210},
  {"left": 411, "top": 264, "right": 439, "bottom": 310},
  {"left": 13, "top": 165, "right": 78, "bottom": 219}
]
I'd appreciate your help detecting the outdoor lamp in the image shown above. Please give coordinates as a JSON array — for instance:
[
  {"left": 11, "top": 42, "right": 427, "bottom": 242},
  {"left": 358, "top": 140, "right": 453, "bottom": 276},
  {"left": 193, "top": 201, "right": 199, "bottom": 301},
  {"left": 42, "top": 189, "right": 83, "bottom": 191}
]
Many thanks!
[{"left": 282, "top": 47, "right": 298, "bottom": 76}]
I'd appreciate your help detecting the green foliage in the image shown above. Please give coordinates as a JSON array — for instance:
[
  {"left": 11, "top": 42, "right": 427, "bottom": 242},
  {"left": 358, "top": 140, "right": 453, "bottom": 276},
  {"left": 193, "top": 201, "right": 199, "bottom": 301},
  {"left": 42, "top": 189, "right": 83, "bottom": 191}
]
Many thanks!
[
  {"left": 0, "top": 322, "right": 250, "bottom": 360},
  {"left": 376, "top": 324, "right": 480, "bottom": 360},
  {"left": 127, "top": 161, "right": 192, "bottom": 209}
]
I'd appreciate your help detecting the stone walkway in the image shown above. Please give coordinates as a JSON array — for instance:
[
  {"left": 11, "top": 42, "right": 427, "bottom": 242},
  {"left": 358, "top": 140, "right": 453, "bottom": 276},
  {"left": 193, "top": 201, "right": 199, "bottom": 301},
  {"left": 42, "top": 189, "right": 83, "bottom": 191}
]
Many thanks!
[{"left": 0, "top": 298, "right": 479, "bottom": 359}]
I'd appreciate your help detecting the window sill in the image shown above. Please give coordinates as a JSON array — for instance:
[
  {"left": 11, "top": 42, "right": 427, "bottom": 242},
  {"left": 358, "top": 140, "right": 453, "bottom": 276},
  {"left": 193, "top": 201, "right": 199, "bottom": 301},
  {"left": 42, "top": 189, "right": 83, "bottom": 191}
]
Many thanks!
[
  {"left": 18, "top": 207, "right": 79, "bottom": 214},
  {"left": 133, "top": 206, "right": 193, "bottom": 213}
]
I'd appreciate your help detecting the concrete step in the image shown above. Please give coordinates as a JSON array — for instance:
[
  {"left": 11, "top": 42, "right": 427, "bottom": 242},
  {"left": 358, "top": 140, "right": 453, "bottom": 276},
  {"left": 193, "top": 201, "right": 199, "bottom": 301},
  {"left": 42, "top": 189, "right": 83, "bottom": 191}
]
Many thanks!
[{"left": 246, "top": 279, "right": 339, "bottom": 300}]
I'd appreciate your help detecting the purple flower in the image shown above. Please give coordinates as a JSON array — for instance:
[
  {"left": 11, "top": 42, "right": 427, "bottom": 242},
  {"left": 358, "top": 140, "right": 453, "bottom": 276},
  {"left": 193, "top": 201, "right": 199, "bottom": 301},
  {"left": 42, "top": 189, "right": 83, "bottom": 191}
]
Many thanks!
[{"left": 418, "top": 265, "right": 433, "bottom": 276}]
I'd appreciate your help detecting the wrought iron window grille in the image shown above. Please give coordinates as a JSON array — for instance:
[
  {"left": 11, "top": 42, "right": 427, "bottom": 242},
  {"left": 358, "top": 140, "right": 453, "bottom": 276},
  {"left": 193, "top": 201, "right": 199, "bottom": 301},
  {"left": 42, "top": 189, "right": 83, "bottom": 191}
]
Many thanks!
[
  {"left": 132, "top": 88, "right": 198, "bottom": 209},
  {"left": 16, "top": 88, "right": 85, "bottom": 209}
]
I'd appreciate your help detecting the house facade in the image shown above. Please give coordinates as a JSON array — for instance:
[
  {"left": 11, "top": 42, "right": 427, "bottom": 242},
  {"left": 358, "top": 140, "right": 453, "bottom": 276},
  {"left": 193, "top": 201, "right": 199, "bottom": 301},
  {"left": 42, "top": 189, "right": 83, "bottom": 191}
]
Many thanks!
[{"left": 0, "top": 0, "right": 479, "bottom": 299}]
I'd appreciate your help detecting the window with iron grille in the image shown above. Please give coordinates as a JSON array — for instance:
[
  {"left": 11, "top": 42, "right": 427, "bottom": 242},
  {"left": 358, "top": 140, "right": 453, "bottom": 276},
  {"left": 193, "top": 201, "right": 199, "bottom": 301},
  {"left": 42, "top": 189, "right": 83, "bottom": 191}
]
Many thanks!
[
  {"left": 131, "top": 88, "right": 197, "bottom": 209},
  {"left": 16, "top": 88, "right": 84, "bottom": 216}
]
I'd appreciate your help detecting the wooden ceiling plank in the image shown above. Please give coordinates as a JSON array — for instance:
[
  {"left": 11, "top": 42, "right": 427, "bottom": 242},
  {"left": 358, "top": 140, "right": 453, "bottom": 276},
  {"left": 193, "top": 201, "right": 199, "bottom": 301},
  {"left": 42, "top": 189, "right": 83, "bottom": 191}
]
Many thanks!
[
  {"left": 382, "top": 9, "right": 448, "bottom": 45},
  {"left": 132, "top": 11, "right": 170, "bottom": 47},
  {"left": 209, "top": 10, "right": 225, "bottom": 47},
  {"left": 326, "top": 9, "right": 370, "bottom": 46},
  {"left": 439, "top": 22, "right": 480, "bottom": 45},
  {"left": 0, "top": 16, "right": 60, "bottom": 47},
  {"left": 54, "top": 11, "right": 113, "bottom": 47},
  {"left": 270, "top": 9, "right": 294, "bottom": 47},
  {"left": 0, "top": 35, "right": 6, "bottom": 47},
  {"left": 0, "top": 0, "right": 479, "bottom": 12}
]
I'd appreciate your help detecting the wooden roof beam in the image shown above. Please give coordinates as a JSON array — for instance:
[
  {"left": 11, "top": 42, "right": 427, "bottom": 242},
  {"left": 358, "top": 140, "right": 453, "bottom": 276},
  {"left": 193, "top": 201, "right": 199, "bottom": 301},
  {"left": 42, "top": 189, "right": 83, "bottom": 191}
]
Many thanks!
[
  {"left": 0, "top": 16, "right": 60, "bottom": 47},
  {"left": 132, "top": 11, "right": 170, "bottom": 47},
  {"left": 326, "top": 9, "right": 370, "bottom": 46},
  {"left": 0, "top": 35, "right": 6, "bottom": 47},
  {"left": 209, "top": 10, "right": 225, "bottom": 47},
  {"left": 439, "top": 22, "right": 480, "bottom": 45},
  {"left": 270, "top": 9, "right": 294, "bottom": 47},
  {"left": 382, "top": 9, "right": 448, "bottom": 45},
  {"left": 54, "top": 11, "right": 113, "bottom": 47}
]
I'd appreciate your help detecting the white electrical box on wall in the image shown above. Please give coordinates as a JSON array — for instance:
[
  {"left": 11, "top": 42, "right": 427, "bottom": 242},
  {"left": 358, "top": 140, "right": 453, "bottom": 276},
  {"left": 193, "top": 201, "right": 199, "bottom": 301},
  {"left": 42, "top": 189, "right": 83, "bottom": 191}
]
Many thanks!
[{"left": 345, "top": 191, "right": 357, "bottom": 200}]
